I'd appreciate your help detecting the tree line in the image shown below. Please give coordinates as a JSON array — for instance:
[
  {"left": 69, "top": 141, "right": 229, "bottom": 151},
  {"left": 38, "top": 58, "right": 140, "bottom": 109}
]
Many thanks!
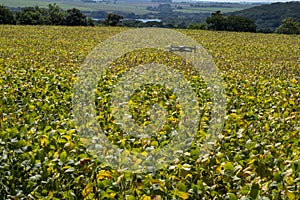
[
  {"left": 103, "top": 11, "right": 300, "bottom": 34},
  {"left": 204, "top": 11, "right": 256, "bottom": 32},
  {"left": 1, "top": 4, "right": 299, "bottom": 34},
  {"left": 0, "top": 4, "right": 94, "bottom": 26},
  {"left": 99, "top": 11, "right": 257, "bottom": 32},
  {"left": 188, "top": 11, "right": 300, "bottom": 34}
]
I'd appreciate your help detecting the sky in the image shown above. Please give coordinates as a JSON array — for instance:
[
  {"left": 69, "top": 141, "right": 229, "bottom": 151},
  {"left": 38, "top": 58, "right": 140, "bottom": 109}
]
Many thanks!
[{"left": 189, "top": 0, "right": 296, "bottom": 2}]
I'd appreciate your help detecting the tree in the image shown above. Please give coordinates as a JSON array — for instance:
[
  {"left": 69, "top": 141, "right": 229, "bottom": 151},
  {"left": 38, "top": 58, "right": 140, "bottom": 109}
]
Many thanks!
[
  {"left": 206, "top": 11, "right": 227, "bottom": 31},
  {"left": 0, "top": 5, "right": 15, "bottom": 24},
  {"left": 104, "top": 13, "right": 123, "bottom": 26},
  {"left": 16, "top": 6, "right": 50, "bottom": 25},
  {"left": 226, "top": 16, "right": 256, "bottom": 32},
  {"left": 86, "top": 17, "right": 95, "bottom": 26},
  {"left": 15, "top": 5, "right": 94, "bottom": 26},
  {"left": 206, "top": 11, "right": 256, "bottom": 32},
  {"left": 64, "top": 8, "right": 87, "bottom": 26},
  {"left": 275, "top": 17, "right": 300, "bottom": 35},
  {"left": 48, "top": 4, "right": 64, "bottom": 25}
]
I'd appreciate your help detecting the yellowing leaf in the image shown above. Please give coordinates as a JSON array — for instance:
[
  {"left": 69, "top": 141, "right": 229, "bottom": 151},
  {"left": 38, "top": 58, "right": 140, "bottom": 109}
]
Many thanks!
[
  {"left": 285, "top": 176, "right": 294, "bottom": 185},
  {"left": 40, "top": 136, "right": 48, "bottom": 147},
  {"left": 174, "top": 190, "right": 189, "bottom": 199},
  {"left": 97, "top": 170, "right": 112, "bottom": 180},
  {"left": 287, "top": 191, "right": 295, "bottom": 200},
  {"left": 82, "top": 183, "right": 93, "bottom": 198},
  {"left": 150, "top": 179, "right": 164, "bottom": 185},
  {"left": 141, "top": 196, "right": 151, "bottom": 200},
  {"left": 110, "top": 193, "right": 116, "bottom": 198}
]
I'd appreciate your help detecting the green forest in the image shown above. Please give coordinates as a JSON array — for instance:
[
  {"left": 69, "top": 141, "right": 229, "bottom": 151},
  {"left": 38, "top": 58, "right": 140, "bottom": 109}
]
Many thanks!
[{"left": 229, "top": 1, "right": 300, "bottom": 32}]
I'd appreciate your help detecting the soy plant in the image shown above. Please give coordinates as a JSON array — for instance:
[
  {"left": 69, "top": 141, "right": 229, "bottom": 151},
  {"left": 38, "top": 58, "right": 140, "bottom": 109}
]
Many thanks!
[
  {"left": 0, "top": 25, "right": 299, "bottom": 199},
  {"left": 95, "top": 48, "right": 210, "bottom": 158}
]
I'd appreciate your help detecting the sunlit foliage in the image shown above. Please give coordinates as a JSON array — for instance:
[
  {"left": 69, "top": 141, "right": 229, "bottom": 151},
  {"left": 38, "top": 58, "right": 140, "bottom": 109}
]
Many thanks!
[{"left": 0, "top": 26, "right": 299, "bottom": 199}]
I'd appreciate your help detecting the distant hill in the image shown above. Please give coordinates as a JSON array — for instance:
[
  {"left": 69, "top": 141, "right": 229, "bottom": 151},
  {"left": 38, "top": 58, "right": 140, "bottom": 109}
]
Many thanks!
[{"left": 229, "top": 1, "right": 300, "bottom": 32}]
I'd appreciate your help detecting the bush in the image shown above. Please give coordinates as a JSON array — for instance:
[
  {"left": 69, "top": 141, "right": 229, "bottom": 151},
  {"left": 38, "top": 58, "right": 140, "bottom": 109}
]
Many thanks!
[
  {"left": 187, "top": 23, "right": 207, "bottom": 30},
  {"left": 275, "top": 17, "right": 300, "bottom": 35}
]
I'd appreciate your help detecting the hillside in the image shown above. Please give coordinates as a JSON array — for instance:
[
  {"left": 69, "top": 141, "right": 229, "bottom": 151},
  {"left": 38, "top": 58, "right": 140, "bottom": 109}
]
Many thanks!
[
  {"left": 1, "top": 0, "right": 258, "bottom": 28},
  {"left": 229, "top": 1, "right": 300, "bottom": 32}
]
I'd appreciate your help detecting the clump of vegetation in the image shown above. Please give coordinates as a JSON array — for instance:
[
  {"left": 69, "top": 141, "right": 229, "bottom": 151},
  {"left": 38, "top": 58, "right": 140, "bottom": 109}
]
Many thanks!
[
  {"left": 187, "top": 23, "right": 206, "bottom": 30},
  {"left": 104, "top": 13, "right": 123, "bottom": 26},
  {"left": 0, "top": 5, "right": 15, "bottom": 24},
  {"left": 206, "top": 11, "right": 256, "bottom": 32},
  {"left": 275, "top": 17, "right": 300, "bottom": 35},
  {"left": 0, "top": 4, "right": 94, "bottom": 26}
]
